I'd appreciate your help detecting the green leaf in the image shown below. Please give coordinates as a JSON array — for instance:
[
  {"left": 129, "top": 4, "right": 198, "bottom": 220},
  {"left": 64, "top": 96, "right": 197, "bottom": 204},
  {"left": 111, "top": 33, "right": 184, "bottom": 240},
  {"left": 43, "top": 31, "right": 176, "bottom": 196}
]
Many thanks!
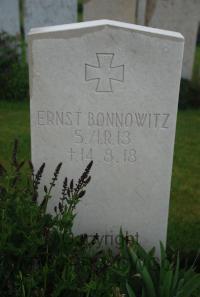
[
  {"left": 126, "top": 282, "right": 137, "bottom": 297},
  {"left": 129, "top": 248, "right": 156, "bottom": 297},
  {"left": 172, "top": 253, "right": 180, "bottom": 293},
  {"left": 180, "top": 274, "right": 200, "bottom": 297}
]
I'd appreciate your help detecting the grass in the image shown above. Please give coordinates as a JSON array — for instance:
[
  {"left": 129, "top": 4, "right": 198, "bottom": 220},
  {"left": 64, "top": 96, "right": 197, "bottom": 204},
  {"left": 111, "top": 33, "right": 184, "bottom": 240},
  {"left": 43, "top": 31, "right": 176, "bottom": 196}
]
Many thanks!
[
  {"left": 0, "top": 101, "right": 30, "bottom": 164},
  {"left": 0, "top": 101, "right": 199, "bottom": 253},
  {"left": 168, "top": 110, "right": 200, "bottom": 251}
]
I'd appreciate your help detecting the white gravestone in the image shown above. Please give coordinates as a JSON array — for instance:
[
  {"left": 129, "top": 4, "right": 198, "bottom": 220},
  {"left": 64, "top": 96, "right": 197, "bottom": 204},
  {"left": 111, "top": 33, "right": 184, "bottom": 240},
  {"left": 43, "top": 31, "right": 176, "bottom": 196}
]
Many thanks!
[
  {"left": 84, "top": 0, "right": 137, "bottom": 23},
  {"left": 136, "top": 0, "right": 147, "bottom": 25},
  {"left": 29, "top": 20, "right": 184, "bottom": 251},
  {"left": 0, "top": 0, "right": 20, "bottom": 35},
  {"left": 141, "top": 0, "right": 200, "bottom": 80},
  {"left": 24, "top": 0, "right": 77, "bottom": 36}
]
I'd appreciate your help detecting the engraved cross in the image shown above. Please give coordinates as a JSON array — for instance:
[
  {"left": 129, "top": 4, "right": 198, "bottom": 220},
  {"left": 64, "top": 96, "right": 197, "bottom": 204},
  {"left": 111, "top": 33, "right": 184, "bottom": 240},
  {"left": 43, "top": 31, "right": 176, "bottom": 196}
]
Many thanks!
[{"left": 85, "top": 53, "right": 124, "bottom": 92}]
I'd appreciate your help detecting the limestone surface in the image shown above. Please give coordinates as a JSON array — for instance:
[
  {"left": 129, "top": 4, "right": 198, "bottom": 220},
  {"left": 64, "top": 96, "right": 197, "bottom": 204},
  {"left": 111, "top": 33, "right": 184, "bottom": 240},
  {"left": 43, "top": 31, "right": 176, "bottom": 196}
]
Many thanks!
[{"left": 29, "top": 20, "right": 184, "bottom": 252}]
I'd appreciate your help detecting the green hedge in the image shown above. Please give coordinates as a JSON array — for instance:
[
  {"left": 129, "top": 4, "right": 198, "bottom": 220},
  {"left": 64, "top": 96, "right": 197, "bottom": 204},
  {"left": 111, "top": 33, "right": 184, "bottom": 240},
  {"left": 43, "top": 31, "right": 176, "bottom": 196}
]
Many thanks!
[{"left": 0, "top": 32, "right": 29, "bottom": 101}]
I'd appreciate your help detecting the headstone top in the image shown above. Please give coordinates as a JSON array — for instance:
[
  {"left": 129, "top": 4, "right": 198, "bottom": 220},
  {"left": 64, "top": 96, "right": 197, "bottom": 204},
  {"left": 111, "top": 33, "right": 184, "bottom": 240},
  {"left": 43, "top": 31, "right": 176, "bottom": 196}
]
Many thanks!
[
  {"left": 28, "top": 19, "right": 184, "bottom": 42},
  {"left": 141, "top": 0, "right": 200, "bottom": 79},
  {"left": 83, "top": 0, "right": 137, "bottom": 23},
  {"left": 24, "top": 0, "right": 77, "bottom": 37},
  {"left": 0, "top": 0, "right": 20, "bottom": 35}
]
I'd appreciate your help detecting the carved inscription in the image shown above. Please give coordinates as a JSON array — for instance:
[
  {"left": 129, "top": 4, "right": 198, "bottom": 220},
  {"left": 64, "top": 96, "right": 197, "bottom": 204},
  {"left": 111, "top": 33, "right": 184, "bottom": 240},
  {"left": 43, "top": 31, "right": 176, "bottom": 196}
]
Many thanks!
[
  {"left": 70, "top": 128, "right": 136, "bottom": 164},
  {"left": 85, "top": 54, "right": 124, "bottom": 92},
  {"left": 67, "top": 147, "right": 137, "bottom": 164},
  {"left": 36, "top": 110, "right": 171, "bottom": 164},
  {"left": 37, "top": 111, "right": 170, "bottom": 129}
]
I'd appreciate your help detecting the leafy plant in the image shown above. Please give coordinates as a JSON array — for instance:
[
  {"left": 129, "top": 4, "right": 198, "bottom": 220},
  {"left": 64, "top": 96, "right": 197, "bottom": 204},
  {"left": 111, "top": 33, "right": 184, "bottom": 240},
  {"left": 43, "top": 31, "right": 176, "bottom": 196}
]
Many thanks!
[
  {"left": 0, "top": 140, "right": 128, "bottom": 297},
  {"left": 0, "top": 140, "right": 199, "bottom": 296},
  {"left": 125, "top": 241, "right": 200, "bottom": 297}
]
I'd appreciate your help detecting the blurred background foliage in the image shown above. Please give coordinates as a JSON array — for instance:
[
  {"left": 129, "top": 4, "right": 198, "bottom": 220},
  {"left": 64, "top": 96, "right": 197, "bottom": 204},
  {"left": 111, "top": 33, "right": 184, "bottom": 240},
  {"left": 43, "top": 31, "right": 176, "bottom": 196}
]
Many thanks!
[{"left": 0, "top": 33, "right": 28, "bottom": 102}]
